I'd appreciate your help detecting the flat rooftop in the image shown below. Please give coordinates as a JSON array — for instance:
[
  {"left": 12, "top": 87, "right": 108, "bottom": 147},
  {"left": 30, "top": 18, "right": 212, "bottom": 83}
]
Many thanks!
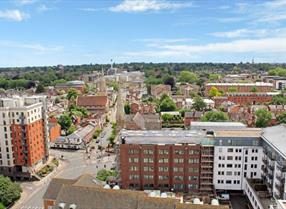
[
  {"left": 262, "top": 125, "right": 286, "bottom": 159},
  {"left": 190, "top": 122, "right": 247, "bottom": 130},
  {"left": 120, "top": 130, "right": 213, "bottom": 145},
  {"left": 215, "top": 129, "right": 262, "bottom": 137}
]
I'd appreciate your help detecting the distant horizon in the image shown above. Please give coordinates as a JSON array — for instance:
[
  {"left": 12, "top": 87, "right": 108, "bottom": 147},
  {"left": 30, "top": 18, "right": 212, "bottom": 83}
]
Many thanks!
[
  {"left": 1, "top": 61, "right": 286, "bottom": 69},
  {"left": 1, "top": 0, "right": 286, "bottom": 66}
]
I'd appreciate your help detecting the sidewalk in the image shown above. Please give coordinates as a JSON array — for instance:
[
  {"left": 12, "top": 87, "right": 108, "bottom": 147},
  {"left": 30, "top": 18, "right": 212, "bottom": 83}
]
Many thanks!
[{"left": 12, "top": 158, "right": 68, "bottom": 209}]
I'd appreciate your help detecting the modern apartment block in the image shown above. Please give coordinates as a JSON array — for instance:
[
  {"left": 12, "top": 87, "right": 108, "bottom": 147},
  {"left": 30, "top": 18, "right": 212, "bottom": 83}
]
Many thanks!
[
  {"left": 0, "top": 96, "right": 49, "bottom": 179},
  {"left": 117, "top": 124, "right": 286, "bottom": 209},
  {"left": 213, "top": 129, "right": 263, "bottom": 190},
  {"left": 118, "top": 129, "right": 215, "bottom": 193}
]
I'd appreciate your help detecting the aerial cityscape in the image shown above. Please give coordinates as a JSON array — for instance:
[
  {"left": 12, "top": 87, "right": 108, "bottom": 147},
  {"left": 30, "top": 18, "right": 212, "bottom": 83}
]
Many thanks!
[{"left": 1, "top": 0, "right": 286, "bottom": 209}]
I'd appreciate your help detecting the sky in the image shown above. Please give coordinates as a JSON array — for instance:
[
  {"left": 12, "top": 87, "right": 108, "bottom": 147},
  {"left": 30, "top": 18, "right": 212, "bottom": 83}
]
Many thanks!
[{"left": 1, "top": 0, "right": 286, "bottom": 67}]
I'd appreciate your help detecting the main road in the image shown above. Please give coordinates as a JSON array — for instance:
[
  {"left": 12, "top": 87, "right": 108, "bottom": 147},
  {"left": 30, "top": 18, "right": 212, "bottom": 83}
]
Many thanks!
[{"left": 13, "top": 122, "right": 116, "bottom": 209}]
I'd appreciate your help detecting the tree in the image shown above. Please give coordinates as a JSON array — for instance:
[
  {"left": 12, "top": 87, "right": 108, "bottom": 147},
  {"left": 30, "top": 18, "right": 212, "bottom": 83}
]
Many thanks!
[
  {"left": 271, "top": 94, "right": 286, "bottom": 105},
  {"left": 255, "top": 109, "right": 272, "bottom": 127},
  {"left": 58, "top": 113, "right": 72, "bottom": 135},
  {"left": 277, "top": 112, "right": 286, "bottom": 124},
  {"left": 208, "top": 74, "right": 220, "bottom": 82},
  {"left": 228, "top": 87, "right": 237, "bottom": 93},
  {"left": 124, "top": 103, "right": 131, "bottom": 114},
  {"left": 35, "top": 83, "right": 45, "bottom": 93},
  {"left": 96, "top": 169, "right": 117, "bottom": 181},
  {"left": 67, "top": 88, "right": 78, "bottom": 101},
  {"left": 201, "top": 111, "right": 229, "bottom": 122},
  {"left": 163, "top": 75, "right": 175, "bottom": 89},
  {"left": 159, "top": 96, "right": 176, "bottom": 112},
  {"left": 192, "top": 96, "right": 207, "bottom": 111},
  {"left": 178, "top": 71, "right": 198, "bottom": 84},
  {"left": 67, "top": 125, "right": 76, "bottom": 135},
  {"left": 0, "top": 175, "right": 22, "bottom": 207},
  {"left": 268, "top": 67, "right": 286, "bottom": 77},
  {"left": 250, "top": 86, "right": 258, "bottom": 93},
  {"left": 209, "top": 87, "right": 221, "bottom": 97}
]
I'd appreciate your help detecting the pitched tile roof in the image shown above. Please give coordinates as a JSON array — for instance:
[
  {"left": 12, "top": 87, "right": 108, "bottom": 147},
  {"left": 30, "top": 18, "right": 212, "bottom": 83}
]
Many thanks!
[{"left": 77, "top": 95, "right": 108, "bottom": 106}]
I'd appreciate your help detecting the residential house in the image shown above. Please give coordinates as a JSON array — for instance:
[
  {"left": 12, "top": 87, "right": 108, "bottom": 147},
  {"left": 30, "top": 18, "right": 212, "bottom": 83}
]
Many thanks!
[
  {"left": 124, "top": 112, "right": 161, "bottom": 130},
  {"left": 76, "top": 95, "right": 109, "bottom": 115},
  {"left": 150, "top": 84, "right": 172, "bottom": 99}
]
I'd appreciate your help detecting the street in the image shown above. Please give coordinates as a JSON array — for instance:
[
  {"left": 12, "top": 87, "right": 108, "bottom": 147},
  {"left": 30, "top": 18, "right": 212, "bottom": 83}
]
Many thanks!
[{"left": 13, "top": 121, "right": 116, "bottom": 209}]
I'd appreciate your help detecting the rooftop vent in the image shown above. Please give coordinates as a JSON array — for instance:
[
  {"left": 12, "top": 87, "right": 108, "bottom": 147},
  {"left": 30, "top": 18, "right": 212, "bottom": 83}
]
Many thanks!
[
  {"left": 58, "top": 203, "right": 66, "bottom": 209},
  {"left": 113, "top": 185, "right": 120, "bottom": 190},
  {"left": 69, "top": 204, "right": 77, "bottom": 209},
  {"left": 103, "top": 184, "right": 111, "bottom": 189}
]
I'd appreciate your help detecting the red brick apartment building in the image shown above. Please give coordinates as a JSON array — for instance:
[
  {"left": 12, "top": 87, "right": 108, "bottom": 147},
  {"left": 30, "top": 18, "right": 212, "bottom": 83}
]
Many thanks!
[
  {"left": 205, "top": 82, "right": 274, "bottom": 95},
  {"left": 118, "top": 130, "right": 214, "bottom": 193},
  {"left": 214, "top": 92, "right": 279, "bottom": 106},
  {"left": 0, "top": 96, "right": 49, "bottom": 180}
]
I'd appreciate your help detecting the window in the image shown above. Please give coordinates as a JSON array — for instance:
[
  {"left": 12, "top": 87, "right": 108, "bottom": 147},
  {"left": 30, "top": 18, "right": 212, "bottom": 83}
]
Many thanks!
[
  {"left": 159, "top": 167, "right": 168, "bottom": 172},
  {"left": 143, "top": 149, "right": 154, "bottom": 155},
  {"left": 188, "top": 158, "right": 199, "bottom": 163},
  {"left": 130, "top": 166, "right": 138, "bottom": 171},
  {"left": 174, "top": 150, "right": 184, "bottom": 155},
  {"left": 218, "top": 164, "right": 225, "bottom": 168},
  {"left": 158, "top": 158, "right": 169, "bottom": 163},
  {"left": 143, "top": 175, "right": 153, "bottom": 180},
  {"left": 219, "top": 156, "right": 225, "bottom": 160},
  {"left": 227, "top": 156, "right": 233, "bottom": 160},
  {"left": 174, "top": 176, "right": 183, "bottom": 181},
  {"left": 143, "top": 158, "right": 154, "bottom": 163},
  {"left": 218, "top": 171, "right": 224, "bottom": 175},
  {"left": 227, "top": 148, "right": 233, "bottom": 152},
  {"left": 218, "top": 180, "right": 224, "bottom": 184},
  {"left": 159, "top": 149, "right": 169, "bottom": 155},
  {"left": 226, "top": 164, "right": 233, "bottom": 168},
  {"left": 188, "top": 167, "right": 199, "bottom": 173},
  {"left": 189, "top": 150, "right": 200, "bottom": 155},
  {"left": 128, "top": 149, "right": 139, "bottom": 154},
  {"left": 226, "top": 180, "right": 232, "bottom": 184},
  {"left": 128, "top": 158, "right": 139, "bottom": 163},
  {"left": 188, "top": 176, "right": 198, "bottom": 181},
  {"left": 143, "top": 166, "right": 153, "bottom": 172},
  {"left": 158, "top": 175, "right": 169, "bottom": 180},
  {"left": 174, "top": 167, "right": 183, "bottom": 172},
  {"left": 226, "top": 171, "right": 232, "bottom": 176},
  {"left": 218, "top": 148, "right": 223, "bottom": 153},
  {"left": 129, "top": 175, "right": 139, "bottom": 180},
  {"left": 174, "top": 158, "right": 184, "bottom": 163}
]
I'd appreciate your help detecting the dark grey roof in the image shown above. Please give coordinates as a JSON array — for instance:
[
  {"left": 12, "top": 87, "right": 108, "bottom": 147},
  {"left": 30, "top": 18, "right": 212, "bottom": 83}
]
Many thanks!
[{"left": 43, "top": 178, "right": 76, "bottom": 200}]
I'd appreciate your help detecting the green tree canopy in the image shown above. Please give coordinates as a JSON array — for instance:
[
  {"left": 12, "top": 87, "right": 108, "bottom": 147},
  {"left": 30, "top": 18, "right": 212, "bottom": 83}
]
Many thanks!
[
  {"left": 96, "top": 169, "right": 117, "bottom": 181},
  {"left": 268, "top": 67, "right": 286, "bottom": 77},
  {"left": 277, "top": 112, "right": 286, "bottom": 124},
  {"left": 255, "top": 109, "right": 272, "bottom": 127},
  {"left": 0, "top": 175, "right": 22, "bottom": 207},
  {"left": 159, "top": 96, "right": 176, "bottom": 112},
  {"left": 35, "top": 83, "right": 45, "bottom": 93},
  {"left": 209, "top": 86, "right": 222, "bottom": 97},
  {"left": 124, "top": 103, "right": 131, "bottom": 114},
  {"left": 208, "top": 74, "right": 221, "bottom": 82},
  {"left": 178, "top": 71, "right": 198, "bottom": 84},
  {"left": 163, "top": 75, "right": 176, "bottom": 89},
  {"left": 228, "top": 87, "right": 238, "bottom": 93},
  {"left": 192, "top": 96, "right": 207, "bottom": 111},
  {"left": 58, "top": 113, "right": 72, "bottom": 135},
  {"left": 201, "top": 111, "right": 229, "bottom": 122},
  {"left": 271, "top": 94, "right": 286, "bottom": 105},
  {"left": 66, "top": 88, "right": 78, "bottom": 101}
]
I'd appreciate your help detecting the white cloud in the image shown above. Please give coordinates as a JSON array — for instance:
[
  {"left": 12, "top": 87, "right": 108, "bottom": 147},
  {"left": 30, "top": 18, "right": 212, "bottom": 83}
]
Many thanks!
[
  {"left": 210, "top": 29, "right": 269, "bottom": 38},
  {"left": 0, "top": 41, "right": 63, "bottom": 52},
  {"left": 0, "top": 10, "right": 29, "bottom": 21},
  {"left": 135, "top": 38, "right": 193, "bottom": 43},
  {"left": 37, "top": 4, "right": 52, "bottom": 12},
  {"left": 16, "top": 0, "right": 37, "bottom": 5},
  {"left": 79, "top": 8, "right": 105, "bottom": 12},
  {"left": 125, "top": 37, "right": 286, "bottom": 58},
  {"left": 109, "top": 0, "right": 193, "bottom": 13}
]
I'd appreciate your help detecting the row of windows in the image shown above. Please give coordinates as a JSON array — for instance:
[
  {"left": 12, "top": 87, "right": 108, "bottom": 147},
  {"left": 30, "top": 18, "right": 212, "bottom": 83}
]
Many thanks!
[
  {"left": 129, "top": 158, "right": 199, "bottom": 164},
  {"left": 218, "top": 156, "right": 242, "bottom": 160},
  {"left": 218, "top": 171, "right": 241, "bottom": 176},
  {"left": 217, "top": 180, "right": 241, "bottom": 184},
  {"left": 129, "top": 175, "right": 199, "bottom": 181},
  {"left": 130, "top": 166, "right": 199, "bottom": 173},
  {"left": 128, "top": 149, "right": 200, "bottom": 155}
]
